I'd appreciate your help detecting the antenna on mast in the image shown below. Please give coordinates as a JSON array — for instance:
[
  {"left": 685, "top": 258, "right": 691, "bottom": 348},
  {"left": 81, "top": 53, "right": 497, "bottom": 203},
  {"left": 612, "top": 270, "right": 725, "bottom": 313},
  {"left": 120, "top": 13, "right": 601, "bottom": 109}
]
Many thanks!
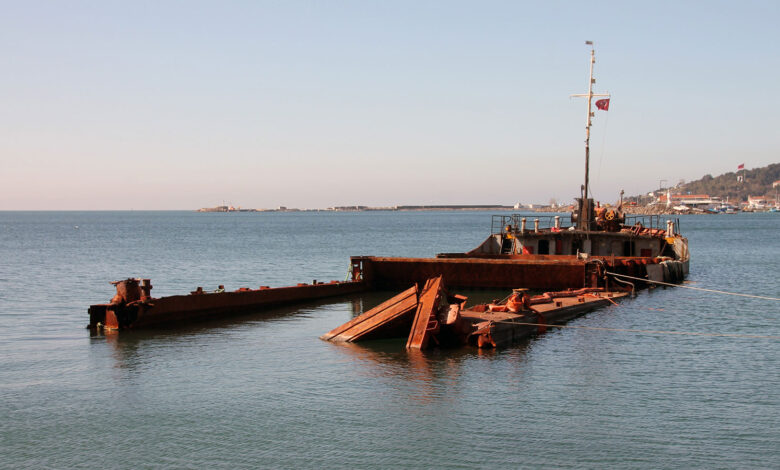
[{"left": 571, "top": 41, "right": 610, "bottom": 230}]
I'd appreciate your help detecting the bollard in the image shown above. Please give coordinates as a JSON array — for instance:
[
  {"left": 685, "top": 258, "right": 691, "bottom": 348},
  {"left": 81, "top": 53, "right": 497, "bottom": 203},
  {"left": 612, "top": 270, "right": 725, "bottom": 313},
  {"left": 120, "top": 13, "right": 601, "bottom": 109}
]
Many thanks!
[{"left": 140, "top": 279, "right": 153, "bottom": 301}]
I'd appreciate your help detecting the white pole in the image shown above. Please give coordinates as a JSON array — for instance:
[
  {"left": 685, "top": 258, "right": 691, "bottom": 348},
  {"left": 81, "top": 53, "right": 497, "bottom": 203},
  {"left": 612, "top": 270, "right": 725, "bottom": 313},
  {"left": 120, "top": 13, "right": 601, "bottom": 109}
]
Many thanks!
[
  {"left": 584, "top": 46, "right": 595, "bottom": 204},
  {"left": 571, "top": 42, "right": 609, "bottom": 231}
]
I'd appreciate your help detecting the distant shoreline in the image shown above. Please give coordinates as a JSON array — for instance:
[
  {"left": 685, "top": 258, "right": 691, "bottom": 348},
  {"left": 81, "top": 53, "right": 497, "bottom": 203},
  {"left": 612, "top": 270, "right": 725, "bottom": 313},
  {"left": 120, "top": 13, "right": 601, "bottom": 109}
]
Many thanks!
[
  {"left": 196, "top": 204, "right": 528, "bottom": 213},
  {"left": 195, "top": 203, "right": 763, "bottom": 215}
]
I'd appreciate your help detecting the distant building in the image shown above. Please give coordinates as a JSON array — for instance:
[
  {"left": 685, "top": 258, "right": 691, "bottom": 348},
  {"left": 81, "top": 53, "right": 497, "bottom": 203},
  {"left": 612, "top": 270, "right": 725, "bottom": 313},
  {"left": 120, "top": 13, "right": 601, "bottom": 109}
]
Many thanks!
[
  {"left": 656, "top": 194, "right": 721, "bottom": 209},
  {"left": 197, "top": 205, "right": 229, "bottom": 212},
  {"left": 747, "top": 196, "right": 768, "bottom": 209}
]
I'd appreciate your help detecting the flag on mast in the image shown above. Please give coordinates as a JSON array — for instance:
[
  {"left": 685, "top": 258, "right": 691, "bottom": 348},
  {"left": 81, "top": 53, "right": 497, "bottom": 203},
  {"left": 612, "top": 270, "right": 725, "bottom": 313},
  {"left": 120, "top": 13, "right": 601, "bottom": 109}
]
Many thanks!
[
  {"left": 595, "top": 99, "right": 610, "bottom": 111},
  {"left": 738, "top": 163, "right": 745, "bottom": 170}
]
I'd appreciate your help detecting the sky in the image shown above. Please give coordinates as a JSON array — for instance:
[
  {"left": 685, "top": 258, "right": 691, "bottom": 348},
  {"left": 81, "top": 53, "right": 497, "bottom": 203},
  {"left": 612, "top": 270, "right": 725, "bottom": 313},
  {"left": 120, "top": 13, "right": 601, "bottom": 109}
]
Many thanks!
[{"left": 1, "top": 0, "right": 779, "bottom": 210}]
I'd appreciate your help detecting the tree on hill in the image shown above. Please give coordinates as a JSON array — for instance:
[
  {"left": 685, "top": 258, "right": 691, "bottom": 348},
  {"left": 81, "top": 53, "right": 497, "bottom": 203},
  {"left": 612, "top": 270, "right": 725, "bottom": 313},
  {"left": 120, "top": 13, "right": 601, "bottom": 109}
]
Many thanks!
[{"left": 638, "top": 163, "right": 780, "bottom": 202}]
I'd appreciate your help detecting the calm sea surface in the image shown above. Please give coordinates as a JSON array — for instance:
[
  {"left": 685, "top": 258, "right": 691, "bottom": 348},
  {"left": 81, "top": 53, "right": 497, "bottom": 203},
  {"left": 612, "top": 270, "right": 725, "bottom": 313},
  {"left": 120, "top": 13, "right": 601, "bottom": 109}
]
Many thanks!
[{"left": 1, "top": 210, "right": 778, "bottom": 469}]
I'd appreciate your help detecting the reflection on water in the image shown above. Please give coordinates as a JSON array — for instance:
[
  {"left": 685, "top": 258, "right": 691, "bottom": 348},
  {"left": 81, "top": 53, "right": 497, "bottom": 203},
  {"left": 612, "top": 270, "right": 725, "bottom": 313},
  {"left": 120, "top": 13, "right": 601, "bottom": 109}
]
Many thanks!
[{"left": 325, "top": 330, "right": 535, "bottom": 407}]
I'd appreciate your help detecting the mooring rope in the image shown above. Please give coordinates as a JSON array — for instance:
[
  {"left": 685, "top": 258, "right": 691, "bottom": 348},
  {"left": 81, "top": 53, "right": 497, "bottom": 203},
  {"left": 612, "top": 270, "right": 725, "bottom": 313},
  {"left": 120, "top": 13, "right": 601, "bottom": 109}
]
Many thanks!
[
  {"left": 492, "top": 320, "right": 780, "bottom": 340},
  {"left": 606, "top": 271, "right": 780, "bottom": 302}
]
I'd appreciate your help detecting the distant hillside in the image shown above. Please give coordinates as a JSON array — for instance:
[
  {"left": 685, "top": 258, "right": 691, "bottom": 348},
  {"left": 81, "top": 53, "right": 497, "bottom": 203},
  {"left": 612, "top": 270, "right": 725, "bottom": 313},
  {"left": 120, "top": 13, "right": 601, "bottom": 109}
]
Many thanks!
[{"left": 644, "top": 163, "right": 780, "bottom": 202}]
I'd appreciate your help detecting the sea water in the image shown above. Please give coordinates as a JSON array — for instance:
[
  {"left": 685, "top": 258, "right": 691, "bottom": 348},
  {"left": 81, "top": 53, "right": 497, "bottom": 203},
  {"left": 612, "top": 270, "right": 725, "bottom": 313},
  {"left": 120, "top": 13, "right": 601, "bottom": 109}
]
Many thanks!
[{"left": 1, "top": 211, "right": 778, "bottom": 469}]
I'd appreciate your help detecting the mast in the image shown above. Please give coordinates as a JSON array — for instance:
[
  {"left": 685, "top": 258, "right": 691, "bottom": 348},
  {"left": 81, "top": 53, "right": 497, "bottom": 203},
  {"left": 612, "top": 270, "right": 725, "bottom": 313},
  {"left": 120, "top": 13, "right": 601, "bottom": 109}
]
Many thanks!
[
  {"left": 584, "top": 46, "right": 595, "bottom": 204},
  {"left": 571, "top": 41, "right": 610, "bottom": 230}
]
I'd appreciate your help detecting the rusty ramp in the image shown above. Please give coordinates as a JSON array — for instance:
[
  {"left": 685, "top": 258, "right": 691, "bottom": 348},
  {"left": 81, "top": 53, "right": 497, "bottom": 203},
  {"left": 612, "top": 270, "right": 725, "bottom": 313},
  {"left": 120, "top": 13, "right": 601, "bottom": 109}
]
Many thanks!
[{"left": 320, "top": 285, "right": 418, "bottom": 342}]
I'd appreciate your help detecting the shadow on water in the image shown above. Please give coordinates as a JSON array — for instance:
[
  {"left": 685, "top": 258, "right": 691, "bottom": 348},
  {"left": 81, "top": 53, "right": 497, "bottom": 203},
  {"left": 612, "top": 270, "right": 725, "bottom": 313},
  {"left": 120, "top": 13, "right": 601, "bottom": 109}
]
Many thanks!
[{"left": 88, "top": 293, "right": 367, "bottom": 364}]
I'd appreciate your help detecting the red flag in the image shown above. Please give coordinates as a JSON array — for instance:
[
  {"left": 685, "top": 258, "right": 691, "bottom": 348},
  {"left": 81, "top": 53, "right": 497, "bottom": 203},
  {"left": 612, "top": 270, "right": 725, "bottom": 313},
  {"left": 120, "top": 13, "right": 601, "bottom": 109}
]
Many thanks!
[
  {"left": 595, "top": 99, "right": 610, "bottom": 111},
  {"left": 737, "top": 163, "right": 745, "bottom": 170}
]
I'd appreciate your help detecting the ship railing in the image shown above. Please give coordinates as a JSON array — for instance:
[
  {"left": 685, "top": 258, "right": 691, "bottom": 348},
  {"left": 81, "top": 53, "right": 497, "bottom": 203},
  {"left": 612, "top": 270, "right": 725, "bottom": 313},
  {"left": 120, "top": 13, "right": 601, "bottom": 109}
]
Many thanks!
[
  {"left": 623, "top": 215, "right": 664, "bottom": 231},
  {"left": 493, "top": 213, "right": 682, "bottom": 235},
  {"left": 623, "top": 215, "right": 683, "bottom": 234},
  {"left": 491, "top": 214, "right": 573, "bottom": 234}
]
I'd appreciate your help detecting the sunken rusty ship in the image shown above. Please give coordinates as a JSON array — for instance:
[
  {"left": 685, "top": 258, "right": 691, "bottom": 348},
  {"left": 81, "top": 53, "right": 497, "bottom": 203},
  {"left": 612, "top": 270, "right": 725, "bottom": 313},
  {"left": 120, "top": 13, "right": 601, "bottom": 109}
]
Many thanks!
[{"left": 88, "top": 43, "right": 688, "bottom": 350}]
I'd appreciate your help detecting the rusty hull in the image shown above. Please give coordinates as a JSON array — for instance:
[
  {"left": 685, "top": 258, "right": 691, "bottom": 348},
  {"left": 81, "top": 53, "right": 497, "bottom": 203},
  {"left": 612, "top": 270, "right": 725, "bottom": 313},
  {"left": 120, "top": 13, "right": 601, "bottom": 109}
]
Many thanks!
[
  {"left": 89, "top": 280, "right": 367, "bottom": 331},
  {"left": 351, "top": 255, "right": 658, "bottom": 290},
  {"left": 352, "top": 255, "right": 584, "bottom": 290}
]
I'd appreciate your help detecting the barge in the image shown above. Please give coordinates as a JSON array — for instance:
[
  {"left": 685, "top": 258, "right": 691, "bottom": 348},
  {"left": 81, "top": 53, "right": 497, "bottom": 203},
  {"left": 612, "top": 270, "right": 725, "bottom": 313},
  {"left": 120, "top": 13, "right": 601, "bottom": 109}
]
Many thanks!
[
  {"left": 88, "top": 278, "right": 366, "bottom": 330},
  {"left": 350, "top": 211, "right": 688, "bottom": 291}
]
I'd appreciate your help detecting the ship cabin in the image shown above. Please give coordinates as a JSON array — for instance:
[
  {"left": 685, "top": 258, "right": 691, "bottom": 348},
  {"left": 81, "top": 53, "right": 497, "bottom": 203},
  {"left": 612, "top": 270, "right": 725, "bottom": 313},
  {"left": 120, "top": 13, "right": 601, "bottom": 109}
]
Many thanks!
[{"left": 463, "top": 211, "right": 683, "bottom": 260}]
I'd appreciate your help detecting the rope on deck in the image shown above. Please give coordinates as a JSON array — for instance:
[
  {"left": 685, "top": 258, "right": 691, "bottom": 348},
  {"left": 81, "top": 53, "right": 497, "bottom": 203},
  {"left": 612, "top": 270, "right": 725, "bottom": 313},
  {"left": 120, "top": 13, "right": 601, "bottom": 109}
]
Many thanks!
[
  {"left": 493, "top": 320, "right": 780, "bottom": 340},
  {"left": 606, "top": 271, "right": 780, "bottom": 302}
]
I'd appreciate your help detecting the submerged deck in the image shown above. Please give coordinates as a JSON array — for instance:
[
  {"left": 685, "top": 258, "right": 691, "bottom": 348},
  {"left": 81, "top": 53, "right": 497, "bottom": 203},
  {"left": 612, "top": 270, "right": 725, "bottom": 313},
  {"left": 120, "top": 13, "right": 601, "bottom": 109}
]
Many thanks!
[
  {"left": 322, "top": 275, "right": 630, "bottom": 350},
  {"left": 464, "top": 291, "right": 627, "bottom": 348}
]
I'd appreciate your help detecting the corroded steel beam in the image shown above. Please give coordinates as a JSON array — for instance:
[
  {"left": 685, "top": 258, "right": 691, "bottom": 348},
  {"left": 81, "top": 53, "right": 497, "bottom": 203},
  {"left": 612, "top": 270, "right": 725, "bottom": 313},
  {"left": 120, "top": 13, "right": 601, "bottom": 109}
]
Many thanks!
[
  {"left": 321, "top": 285, "right": 418, "bottom": 342},
  {"left": 406, "top": 276, "right": 443, "bottom": 350}
]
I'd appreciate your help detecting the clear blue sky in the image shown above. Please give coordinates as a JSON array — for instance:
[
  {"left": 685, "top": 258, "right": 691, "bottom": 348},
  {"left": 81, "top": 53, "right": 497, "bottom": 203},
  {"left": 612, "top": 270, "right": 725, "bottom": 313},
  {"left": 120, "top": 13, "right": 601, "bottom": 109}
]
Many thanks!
[{"left": 2, "top": 0, "right": 778, "bottom": 209}]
